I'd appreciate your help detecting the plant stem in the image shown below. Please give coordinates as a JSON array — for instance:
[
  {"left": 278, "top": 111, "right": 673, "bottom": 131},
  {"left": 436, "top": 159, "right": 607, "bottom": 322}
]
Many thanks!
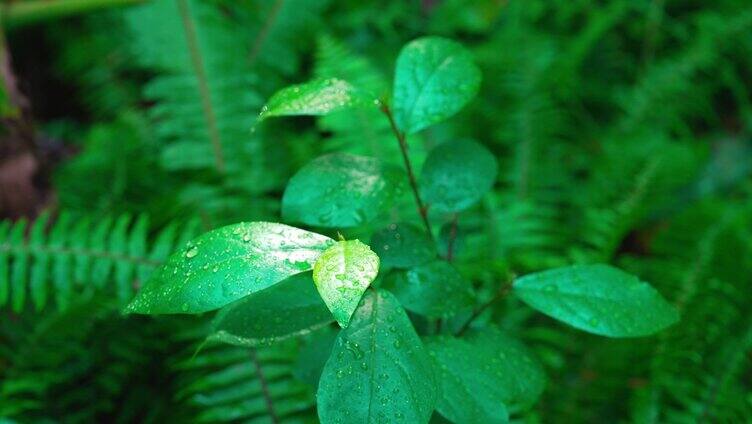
[
  {"left": 446, "top": 213, "right": 458, "bottom": 261},
  {"left": 1, "top": 0, "right": 145, "bottom": 29},
  {"left": 177, "top": 0, "right": 226, "bottom": 173},
  {"left": 380, "top": 103, "right": 433, "bottom": 241},
  {"left": 250, "top": 348, "right": 279, "bottom": 424},
  {"left": 456, "top": 280, "right": 514, "bottom": 336}
]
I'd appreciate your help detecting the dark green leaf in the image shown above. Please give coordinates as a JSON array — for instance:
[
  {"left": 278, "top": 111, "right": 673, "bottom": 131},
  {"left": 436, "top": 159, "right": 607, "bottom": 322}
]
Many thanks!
[
  {"left": 513, "top": 264, "right": 679, "bottom": 337},
  {"left": 294, "top": 326, "right": 339, "bottom": 387},
  {"left": 313, "top": 240, "right": 380, "bottom": 327},
  {"left": 260, "top": 78, "right": 376, "bottom": 119},
  {"left": 393, "top": 36, "right": 481, "bottom": 134},
  {"left": 426, "top": 326, "right": 545, "bottom": 422},
  {"left": 370, "top": 222, "right": 436, "bottom": 269},
  {"left": 317, "top": 289, "right": 437, "bottom": 423},
  {"left": 208, "top": 272, "right": 333, "bottom": 347},
  {"left": 126, "top": 222, "right": 333, "bottom": 314},
  {"left": 282, "top": 153, "right": 403, "bottom": 228},
  {"left": 421, "top": 140, "right": 498, "bottom": 213},
  {"left": 383, "top": 261, "right": 474, "bottom": 318}
]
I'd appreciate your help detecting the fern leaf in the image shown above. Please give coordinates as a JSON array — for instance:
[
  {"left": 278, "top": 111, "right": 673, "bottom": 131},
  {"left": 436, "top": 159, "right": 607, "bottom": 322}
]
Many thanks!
[{"left": 0, "top": 213, "right": 200, "bottom": 312}]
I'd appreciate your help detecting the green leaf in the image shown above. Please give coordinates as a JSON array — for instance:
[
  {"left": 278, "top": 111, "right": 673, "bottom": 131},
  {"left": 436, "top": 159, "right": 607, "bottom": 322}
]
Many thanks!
[
  {"left": 370, "top": 222, "right": 436, "bottom": 269},
  {"left": 294, "top": 326, "right": 338, "bottom": 387},
  {"left": 317, "top": 289, "right": 437, "bottom": 423},
  {"left": 383, "top": 261, "right": 474, "bottom": 318},
  {"left": 259, "top": 78, "right": 375, "bottom": 119},
  {"left": 282, "top": 153, "right": 403, "bottom": 228},
  {"left": 421, "top": 140, "right": 498, "bottom": 213},
  {"left": 393, "top": 36, "right": 481, "bottom": 134},
  {"left": 208, "top": 272, "right": 333, "bottom": 347},
  {"left": 313, "top": 240, "right": 380, "bottom": 327},
  {"left": 513, "top": 264, "right": 680, "bottom": 337},
  {"left": 426, "top": 327, "right": 545, "bottom": 422},
  {"left": 126, "top": 222, "right": 333, "bottom": 314}
]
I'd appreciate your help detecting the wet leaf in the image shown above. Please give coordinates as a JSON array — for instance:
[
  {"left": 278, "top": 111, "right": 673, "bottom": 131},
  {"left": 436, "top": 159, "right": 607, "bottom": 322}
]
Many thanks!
[
  {"left": 313, "top": 240, "right": 380, "bottom": 327},
  {"left": 384, "top": 261, "right": 474, "bottom": 318},
  {"left": 260, "top": 78, "right": 376, "bottom": 119},
  {"left": 370, "top": 222, "right": 436, "bottom": 269},
  {"left": 282, "top": 153, "right": 403, "bottom": 228},
  {"left": 209, "top": 272, "right": 333, "bottom": 347},
  {"left": 426, "top": 326, "right": 545, "bottom": 422},
  {"left": 513, "top": 264, "right": 679, "bottom": 337},
  {"left": 393, "top": 36, "right": 481, "bottom": 134},
  {"left": 317, "top": 290, "right": 437, "bottom": 423},
  {"left": 126, "top": 222, "right": 333, "bottom": 314},
  {"left": 421, "top": 140, "right": 498, "bottom": 213}
]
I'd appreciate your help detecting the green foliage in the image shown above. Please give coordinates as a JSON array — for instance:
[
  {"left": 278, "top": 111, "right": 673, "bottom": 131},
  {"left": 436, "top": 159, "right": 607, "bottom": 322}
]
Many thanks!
[
  {"left": 393, "top": 37, "right": 481, "bottom": 134},
  {"left": 260, "top": 78, "right": 375, "bottom": 119},
  {"left": 3, "top": 0, "right": 752, "bottom": 422},
  {"left": 313, "top": 239, "right": 379, "bottom": 327},
  {"left": 281, "top": 153, "right": 403, "bottom": 228},
  {"left": 426, "top": 327, "right": 546, "bottom": 422},
  {"left": 370, "top": 222, "right": 436, "bottom": 269},
  {"left": 420, "top": 139, "right": 498, "bottom": 213},
  {"left": 317, "top": 290, "right": 437, "bottom": 424},
  {"left": 209, "top": 272, "right": 333, "bottom": 347},
  {"left": 0, "top": 212, "right": 199, "bottom": 312},
  {"left": 514, "top": 264, "right": 679, "bottom": 337},
  {"left": 126, "top": 222, "right": 333, "bottom": 314},
  {"left": 384, "top": 260, "right": 474, "bottom": 318}
]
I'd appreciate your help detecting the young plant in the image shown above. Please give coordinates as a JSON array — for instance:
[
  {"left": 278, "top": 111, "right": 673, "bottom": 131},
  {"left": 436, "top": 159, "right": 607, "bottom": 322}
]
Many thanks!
[{"left": 126, "top": 37, "right": 679, "bottom": 423}]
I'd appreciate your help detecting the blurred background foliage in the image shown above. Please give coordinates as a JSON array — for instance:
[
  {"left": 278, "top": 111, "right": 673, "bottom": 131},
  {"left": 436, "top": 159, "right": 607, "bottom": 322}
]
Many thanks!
[{"left": 0, "top": 0, "right": 751, "bottom": 422}]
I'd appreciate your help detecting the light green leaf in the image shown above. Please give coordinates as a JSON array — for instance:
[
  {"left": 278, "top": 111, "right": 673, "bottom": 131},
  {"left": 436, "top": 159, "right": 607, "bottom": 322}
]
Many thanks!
[
  {"left": 513, "top": 264, "right": 679, "bottom": 337},
  {"left": 208, "top": 272, "right": 333, "bottom": 347},
  {"left": 317, "top": 289, "right": 437, "bottom": 423},
  {"left": 282, "top": 153, "right": 403, "bottom": 228},
  {"left": 393, "top": 36, "right": 481, "bottom": 134},
  {"left": 370, "top": 222, "right": 436, "bottom": 269},
  {"left": 426, "top": 326, "right": 545, "bottom": 423},
  {"left": 313, "top": 240, "right": 380, "bottom": 327},
  {"left": 259, "top": 78, "right": 376, "bottom": 119},
  {"left": 421, "top": 140, "right": 498, "bottom": 213},
  {"left": 384, "top": 261, "right": 474, "bottom": 318},
  {"left": 126, "top": 222, "right": 333, "bottom": 314}
]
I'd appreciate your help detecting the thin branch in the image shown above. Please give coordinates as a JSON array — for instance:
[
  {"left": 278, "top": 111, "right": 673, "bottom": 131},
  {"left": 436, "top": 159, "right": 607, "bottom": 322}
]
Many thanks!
[
  {"left": 456, "top": 280, "right": 514, "bottom": 336},
  {"left": 1, "top": 0, "right": 146, "bottom": 29},
  {"left": 177, "top": 0, "right": 225, "bottom": 173},
  {"left": 445, "top": 213, "right": 458, "bottom": 261},
  {"left": 248, "top": 0, "right": 284, "bottom": 66},
  {"left": 380, "top": 103, "right": 434, "bottom": 241},
  {"left": 250, "top": 348, "right": 279, "bottom": 424}
]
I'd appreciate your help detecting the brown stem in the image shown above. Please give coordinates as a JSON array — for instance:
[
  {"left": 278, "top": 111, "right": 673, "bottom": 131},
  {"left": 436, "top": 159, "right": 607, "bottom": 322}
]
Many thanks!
[
  {"left": 456, "top": 280, "right": 514, "bottom": 336},
  {"left": 250, "top": 349, "right": 279, "bottom": 424},
  {"left": 177, "top": 0, "right": 225, "bottom": 173},
  {"left": 380, "top": 103, "right": 433, "bottom": 241},
  {"left": 446, "top": 213, "right": 458, "bottom": 261}
]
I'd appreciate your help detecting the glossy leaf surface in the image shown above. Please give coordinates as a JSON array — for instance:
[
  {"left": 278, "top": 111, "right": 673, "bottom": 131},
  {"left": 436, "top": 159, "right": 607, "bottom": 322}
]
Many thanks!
[
  {"left": 282, "top": 153, "right": 403, "bottom": 228},
  {"left": 313, "top": 240, "right": 380, "bottom": 327},
  {"left": 209, "top": 272, "right": 333, "bottom": 346},
  {"left": 393, "top": 37, "right": 481, "bottom": 134},
  {"left": 420, "top": 140, "right": 498, "bottom": 213},
  {"left": 426, "top": 327, "right": 545, "bottom": 422},
  {"left": 384, "top": 261, "right": 474, "bottom": 318},
  {"left": 317, "top": 290, "right": 437, "bottom": 423},
  {"left": 260, "top": 78, "right": 375, "bottom": 119},
  {"left": 126, "top": 222, "right": 333, "bottom": 314},
  {"left": 514, "top": 264, "right": 679, "bottom": 337},
  {"left": 370, "top": 222, "right": 436, "bottom": 269}
]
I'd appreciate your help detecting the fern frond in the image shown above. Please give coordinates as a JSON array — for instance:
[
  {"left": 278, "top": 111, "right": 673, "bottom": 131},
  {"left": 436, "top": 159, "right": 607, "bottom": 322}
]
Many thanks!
[
  {"left": 0, "top": 212, "right": 200, "bottom": 312},
  {"left": 126, "top": 0, "right": 264, "bottom": 174},
  {"left": 171, "top": 335, "right": 317, "bottom": 423}
]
